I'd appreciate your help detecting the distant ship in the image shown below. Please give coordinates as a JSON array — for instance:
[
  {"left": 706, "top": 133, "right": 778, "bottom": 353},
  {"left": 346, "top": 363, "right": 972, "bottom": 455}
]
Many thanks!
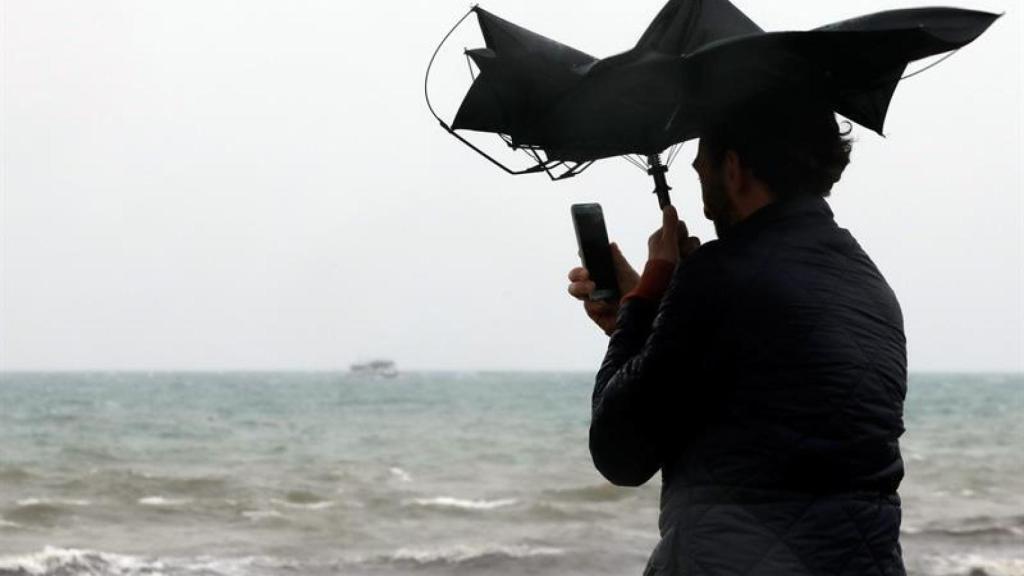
[{"left": 349, "top": 359, "right": 398, "bottom": 378}]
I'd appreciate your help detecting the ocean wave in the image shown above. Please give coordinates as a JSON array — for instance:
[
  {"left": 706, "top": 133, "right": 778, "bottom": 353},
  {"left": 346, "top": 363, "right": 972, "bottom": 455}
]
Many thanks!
[
  {"left": 524, "top": 501, "right": 615, "bottom": 522},
  {"left": 0, "top": 466, "right": 34, "bottom": 483},
  {"left": 0, "top": 547, "right": 164, "bottom": 576},
  {"left": 4, "top": 500, "right": 90, "bottom": 526},
  {"left": 918, "top": 552, "right": 1024, "bottom": 576},
  {"left": 541, "top": 483, "right": 635, "bottom": 503},
  {"left": 184, "top": 554, "right": 306, "bottom": 574},
  {"left": 389, "top": 466, "right": 412, "bottom": 482},
  {"left": 913, "top": 515, "right": 1024, "bottom": 540},
  {"left": 15, "top": 498, "right": 90, "bottom": 508},
  {"left": 923, "top": 525, "right": 1024, "bottom": 539},
  {"left": 52, "top": 469, "right": 231, "bottom": 502},
  {"left": 58, "top": 446, "right": 123, "bottom": 463},
  {"left": 262, "top": 489, "right": 336, "bottom": 510},
  {"left": 270, "top": 498, "right": 335, "bottom": 510},
  {"left": 385, "top": 543, "right": 564, "bottom": 566},
  {"left": 406, "top": 496, "right": 518, "bottom": 511},
  {"left": 241, "top": 509, "right": 285, "bottom": 521},
  {"left": 137, "top": 496, "right": 191, "bottom": 507},
  {"left": 136, "top": 473, "right": 229, "bottom": 495},
  {"left": 0, "top": 548, "right": 307, "bottom": 576},
  {"left": 0, "top": 545, "right": 563, "bottom": 576}
]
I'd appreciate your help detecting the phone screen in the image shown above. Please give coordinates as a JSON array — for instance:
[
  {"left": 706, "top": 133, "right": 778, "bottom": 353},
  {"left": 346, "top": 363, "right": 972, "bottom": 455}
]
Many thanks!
[{"left": 571, "top": 204, "right": 619, "bottom": 301}]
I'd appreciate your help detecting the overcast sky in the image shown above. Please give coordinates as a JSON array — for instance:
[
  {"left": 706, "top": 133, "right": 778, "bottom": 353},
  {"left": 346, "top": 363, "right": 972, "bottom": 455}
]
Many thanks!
[{"left": 1, "top": 0, "right": 1021, "bottom": 372}]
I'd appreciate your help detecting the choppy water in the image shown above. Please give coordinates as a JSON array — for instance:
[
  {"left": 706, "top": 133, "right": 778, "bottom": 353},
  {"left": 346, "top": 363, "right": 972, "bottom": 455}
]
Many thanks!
[{"left": 0, "top": 372, "right": 1021, "bottom": 576}]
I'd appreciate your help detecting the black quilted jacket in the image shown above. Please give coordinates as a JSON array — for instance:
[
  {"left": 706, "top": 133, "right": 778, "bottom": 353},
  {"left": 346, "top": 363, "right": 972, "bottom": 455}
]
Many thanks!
[{"left": 591, "top": 195, "right": 907, "bottom": 576}]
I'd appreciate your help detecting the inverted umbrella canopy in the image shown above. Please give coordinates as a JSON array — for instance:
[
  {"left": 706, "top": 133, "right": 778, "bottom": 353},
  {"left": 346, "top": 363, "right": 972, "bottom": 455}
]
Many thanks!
[{"left": 424, "top": 0, "right": 1000, "bottom": 207}]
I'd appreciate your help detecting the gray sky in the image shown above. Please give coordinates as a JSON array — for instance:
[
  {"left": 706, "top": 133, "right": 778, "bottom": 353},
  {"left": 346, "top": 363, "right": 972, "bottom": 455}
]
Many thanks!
[{"left": 1, "top": 0, "right": 1021, "bottom": 372}]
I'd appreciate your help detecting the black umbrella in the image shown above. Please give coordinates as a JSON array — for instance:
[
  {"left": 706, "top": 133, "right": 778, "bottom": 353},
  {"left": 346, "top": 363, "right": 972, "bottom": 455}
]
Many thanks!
[{"left": 424, "top": 0, "right": 1000, "bottom": 209}]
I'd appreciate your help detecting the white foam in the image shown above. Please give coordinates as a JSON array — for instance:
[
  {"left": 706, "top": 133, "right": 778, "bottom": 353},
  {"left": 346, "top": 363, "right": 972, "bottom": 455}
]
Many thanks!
[
  {"left": 0, "top": 547, "right": 309, "bottom": 576},
  {"left": 390, "top": 466, "right": 412, "bottom": 482},
  {"left": 242, "top": 509, "right": 285, "bottom": 521},
  {"left": 15, "top": 498, "right": 91, "bottom": 507},
  {"left": 0, "top": 517, "right": 20, "bottom": 529},
  {"left": 0, "top": 546, "right": 164, "bottom": 576},
  {"left": 408, "top": 496, "right": 518, "bottom": 511},
  {"left": 138, "top": 496, "right": 191, "bottom": 506},
  {"left": 390, "top": 543, "right": 563, "bottom": 564}
]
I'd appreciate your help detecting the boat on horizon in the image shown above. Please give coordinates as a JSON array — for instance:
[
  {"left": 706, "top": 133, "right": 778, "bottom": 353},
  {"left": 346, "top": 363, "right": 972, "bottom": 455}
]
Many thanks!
[{"left": 349, "top": 359, "right": 398, "bottom": 378}]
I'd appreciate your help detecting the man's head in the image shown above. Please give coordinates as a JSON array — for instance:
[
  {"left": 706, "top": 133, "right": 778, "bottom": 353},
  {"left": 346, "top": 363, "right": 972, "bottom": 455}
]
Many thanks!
[{"left": 692, "top": 98, "right": 853, "bottom": 236}]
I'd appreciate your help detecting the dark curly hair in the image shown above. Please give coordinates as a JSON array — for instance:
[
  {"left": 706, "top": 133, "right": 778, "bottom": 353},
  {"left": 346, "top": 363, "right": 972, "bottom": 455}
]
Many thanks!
[{"left": 701, "top": 96, "right": 853, "bottom": 199}]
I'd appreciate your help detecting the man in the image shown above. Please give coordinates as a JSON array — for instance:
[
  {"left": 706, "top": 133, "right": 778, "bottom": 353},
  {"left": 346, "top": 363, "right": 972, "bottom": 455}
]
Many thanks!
[{"left": 567, "top": 99, "right": 907, "bottom": 576}]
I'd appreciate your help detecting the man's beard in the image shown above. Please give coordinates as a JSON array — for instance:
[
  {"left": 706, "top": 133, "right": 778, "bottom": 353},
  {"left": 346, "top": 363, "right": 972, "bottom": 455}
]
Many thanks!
[
  {"left": 703, "top": 177, "right": 735, "bottom": 238},
  {"left": 712, "top": 215, "right": 732, "bottom": 238}
]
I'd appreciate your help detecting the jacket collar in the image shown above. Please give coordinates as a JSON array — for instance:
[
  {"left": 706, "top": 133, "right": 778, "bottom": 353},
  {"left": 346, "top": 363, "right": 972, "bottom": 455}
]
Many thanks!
[{"left": 718, "top": 194, "right": 833, "bottom": 241}]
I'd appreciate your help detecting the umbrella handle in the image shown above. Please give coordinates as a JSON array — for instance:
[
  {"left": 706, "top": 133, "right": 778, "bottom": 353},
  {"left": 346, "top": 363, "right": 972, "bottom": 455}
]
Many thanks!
[
  {"left": 646, "top": 155, "right": 672, "bottom": 210},
  {"left": 654, "top": 186, "right": 672, "bottom": 210}
]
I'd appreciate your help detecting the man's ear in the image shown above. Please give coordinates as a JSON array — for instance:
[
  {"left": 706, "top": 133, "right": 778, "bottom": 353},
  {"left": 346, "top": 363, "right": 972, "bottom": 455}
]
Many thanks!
[{"left": 722, "top": 149, "right": 745, "bottom": 197}]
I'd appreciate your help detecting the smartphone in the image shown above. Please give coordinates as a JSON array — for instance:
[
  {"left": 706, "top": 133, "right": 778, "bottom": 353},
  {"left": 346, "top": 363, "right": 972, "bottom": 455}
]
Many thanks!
[{"left": 571, "top": 203, "right": 620, "bottom": 302}]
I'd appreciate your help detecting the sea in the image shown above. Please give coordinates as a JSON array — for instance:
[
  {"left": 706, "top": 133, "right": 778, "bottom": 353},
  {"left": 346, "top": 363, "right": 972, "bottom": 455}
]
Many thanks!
[{"left": 0, "top": 372, "right": 1021, "bottom": 576}]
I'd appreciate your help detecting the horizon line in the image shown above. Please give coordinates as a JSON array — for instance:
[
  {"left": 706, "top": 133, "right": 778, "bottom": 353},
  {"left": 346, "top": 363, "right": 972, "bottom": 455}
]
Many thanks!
[{"left": 1, "top": 368, "right": 1022, "bottom": 375}]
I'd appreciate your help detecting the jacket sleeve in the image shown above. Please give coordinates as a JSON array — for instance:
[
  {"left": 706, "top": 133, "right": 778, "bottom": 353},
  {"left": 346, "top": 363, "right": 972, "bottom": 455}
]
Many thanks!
[{"left": 589, "top": 250, "right": 720, "bottom": 487}]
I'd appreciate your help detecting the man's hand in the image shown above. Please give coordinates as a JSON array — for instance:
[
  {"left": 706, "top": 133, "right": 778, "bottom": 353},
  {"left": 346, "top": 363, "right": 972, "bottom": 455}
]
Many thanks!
[
  {"left": 567, "top": 207, "right": 700, "bottom": 336},
  {"left": 567, "top": 243, "right": 639, "bottom": 336},
  {"left": 648, "top": 204, "right": 701, "bottom": 264}
]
